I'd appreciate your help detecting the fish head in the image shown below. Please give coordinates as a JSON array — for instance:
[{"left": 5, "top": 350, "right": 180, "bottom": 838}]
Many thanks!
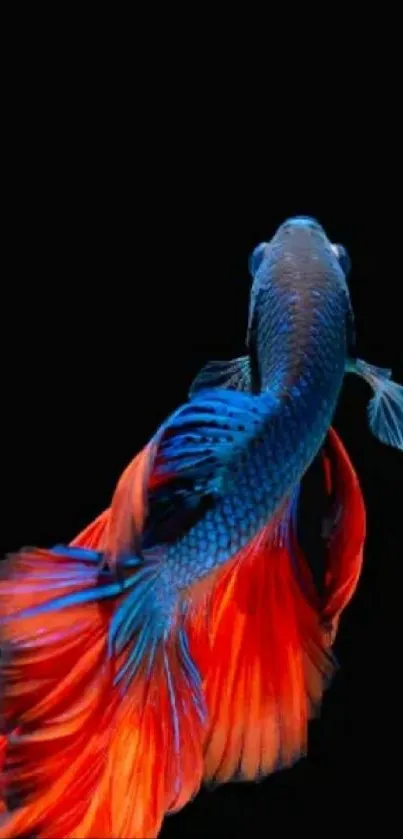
[
  {"left": 248, "top": 216, "right": 352, "bottom": 284},
  {"left": 248, "top": 216, "right": 342, "bottom": 278},
  {"left": 246, "top": 216, "right": 354, "bottom": 352}
]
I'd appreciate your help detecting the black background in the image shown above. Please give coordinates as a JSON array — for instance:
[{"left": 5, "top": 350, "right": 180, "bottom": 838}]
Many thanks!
[{"left": 2, "top": 48, "right": 402, "bottom": 837}]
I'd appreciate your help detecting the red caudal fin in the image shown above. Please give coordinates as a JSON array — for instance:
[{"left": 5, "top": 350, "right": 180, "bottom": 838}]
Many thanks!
[
  {"left": 197, "top": 528, "right": 335, "bottom": 785},
  {"left": 197, "top": 427, "right": 366, "bottom": 785},
  {"left": 0, "top": 444, "right": 205, "bottom": 838},
  {"left": 320, "top": 427, "right": 366, "bottom": 645}
]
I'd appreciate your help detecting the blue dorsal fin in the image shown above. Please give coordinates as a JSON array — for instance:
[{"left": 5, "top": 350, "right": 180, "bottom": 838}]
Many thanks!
[
  {"left": 189, "top": 356, "right": 252, "bottom": 397},
  {"left": 152, "top": 387, "right": 278, "bottom": 500}
]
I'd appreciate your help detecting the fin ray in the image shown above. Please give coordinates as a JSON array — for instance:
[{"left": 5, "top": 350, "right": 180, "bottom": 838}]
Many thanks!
[
  {"left": 347, "top": 358, "right": 403, "bottom": 451},
  {"left": 199, "top": 522, "right": 334, "bottom": 786},
  {"left": 153, "top": 387, "right": 278, "bottom": 500},
  {"left": 0, "top": 541, "right": 205, "bottom": 837},
  {"left": 189, "top": 356, "right": 252, "bottom": 396}
]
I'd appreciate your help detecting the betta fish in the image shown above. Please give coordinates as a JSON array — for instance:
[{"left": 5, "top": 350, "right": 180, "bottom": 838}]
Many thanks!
[{"left": 0, "top": 216, "right": 401, "bottom": 838}]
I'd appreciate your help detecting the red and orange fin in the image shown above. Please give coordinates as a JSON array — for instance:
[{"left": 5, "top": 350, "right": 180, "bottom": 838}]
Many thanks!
[
  {"left": 0, "top": 552, "right": 205, "bottom": 839},
  {"left": 197, "top": 426, "right": 366, "bottom": 786},
  {"left": 320, "top": 427, "right": 366, "bottom": 644},
  {"left": 196, "top": 527, "right": 333, "bottom": 785},
  {"left": 0, "top": 443, "right": 205, "bottom": 838}
]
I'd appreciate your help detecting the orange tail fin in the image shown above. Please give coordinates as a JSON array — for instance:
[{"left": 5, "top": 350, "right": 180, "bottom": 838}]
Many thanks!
[
  {"left": 197, "top": 427, "right": 366, "bottom": 785},
  {"left": 198, "top": 532, "right": 333, "bottom": 784},
  {"left": 0, "top": 444, "right": 205, "bottom": 838}
]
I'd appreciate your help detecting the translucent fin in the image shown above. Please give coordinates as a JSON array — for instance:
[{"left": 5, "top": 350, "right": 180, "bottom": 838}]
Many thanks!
[
  {"left": 347, "top": 358, "right": 403, "bottom": 451},
  {"left": 189, "top": 356, "right": 252, "bottom": 397}
]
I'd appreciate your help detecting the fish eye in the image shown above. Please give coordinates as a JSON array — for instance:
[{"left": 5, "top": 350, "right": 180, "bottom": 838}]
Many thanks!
[
  {"left": 331, "top": 243, "right": 351, "bottom": 276},
  {"left": 248, "top": 242, "right": 267, "bottom": 278}
]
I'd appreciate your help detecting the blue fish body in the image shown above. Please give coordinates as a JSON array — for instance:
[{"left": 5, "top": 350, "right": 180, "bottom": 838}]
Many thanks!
[{"left": 152, "top": 218, "right": 352, "bottom": 588}]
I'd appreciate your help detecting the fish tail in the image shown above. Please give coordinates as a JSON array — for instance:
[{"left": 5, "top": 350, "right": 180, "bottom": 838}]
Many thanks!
[
  {"left": 0, "top": 447, "right": 205, "bottom": 838},
  {"left": 200, "top": 525, "right": 333, "bottom": 786},
  {"left": 348, "top": 358, "right": 403, "bottom": 451},
  {"left": 199, "top": 426, "right": 366, "bottom": 786},
  {"left": 320, "top": 427, "right": 366, "bottom": 644}
]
